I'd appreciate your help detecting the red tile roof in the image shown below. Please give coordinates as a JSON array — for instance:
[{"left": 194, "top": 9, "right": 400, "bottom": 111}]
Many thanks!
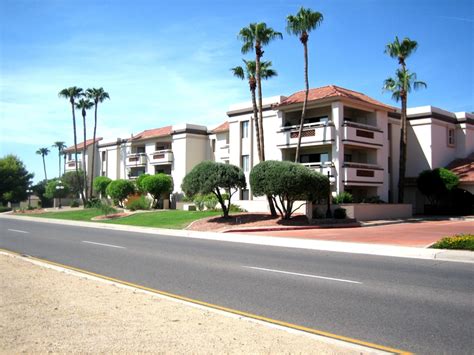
[
  {"left": 446, "top": 153, "right": 474, "bottom": 184},
  {"left": 278, "top": 85, "right": 396, "bottom": 111},
  {"left": 211, "top": 121, "right": 229, "bottom": 133},
  {"left": 63, "top": 137, "right": 103, "bottom": 153},
  {"left": 131, "top": 126, "right": 173, "bottom": 141}
]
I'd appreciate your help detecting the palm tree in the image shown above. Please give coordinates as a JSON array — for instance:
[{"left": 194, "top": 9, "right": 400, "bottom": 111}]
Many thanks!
[
  {"left": 52, "top": 141, "right": 66, "bottom": 178},
  {"left": 384, "top": 68, "right": 426, "bottom": 203},
  {"left": 231, "top": 60, "right": 277, "bottom": 161},
  {"left": 384, "top": 37, "right": 423, "bottom": 203},
  {"left": 286, "top": 7, "right": 324, "bottom": 163},
  {"left": 85, "top": 88, "right": 110, "bottom": 197},
  {"left": 239, "top": 23, "right": 282, "bottom": 217},
  {"left": 75, "top": 98, "right": 94, "bottom": 201},
  {"left": 36, "top": 147, "right": 50, "bottom": 181},
  {"left": 59, "top": 87, "right": 85, "bottom": 204},
  {"left": 238, "top": 23, "right": 282, "bottom": 161}
]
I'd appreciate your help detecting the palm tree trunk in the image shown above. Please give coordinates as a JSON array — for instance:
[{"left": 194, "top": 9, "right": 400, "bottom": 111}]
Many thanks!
[
  {"left": 42, "top": 155, "right": 47, "bottom": 181},
  {"left": 90, "top": 102, "right": 98, "bottom": 198},
  {"left": 398, "top": 94, "right": 407, "bottom": 203},
  {"left": 295, "top": 41, "right": 309, "bottom": 163},
  {"left": 58, "top": 150, "right": 61, "bottom": 178},
  {"left": 82, "top": 111, "right": 89, "bottom": 201},
  {"left": 71, "top": 102, "right": 86, "bottom": 205},
  {"left": 250, "top": 88, "right": 262, "bottom": 161},
  {"left": 255, "top": 44, "right": 277, "bottom": 217}
]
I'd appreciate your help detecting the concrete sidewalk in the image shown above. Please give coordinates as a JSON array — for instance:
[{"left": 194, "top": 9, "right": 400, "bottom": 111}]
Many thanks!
[{"left": 2, "top": 214, "right": 473, "bottom": 263}]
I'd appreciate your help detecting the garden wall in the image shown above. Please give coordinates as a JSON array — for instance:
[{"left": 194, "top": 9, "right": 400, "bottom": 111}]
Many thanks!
[{"left": 340, "top": 203, "right": 412, "bottom": 221}]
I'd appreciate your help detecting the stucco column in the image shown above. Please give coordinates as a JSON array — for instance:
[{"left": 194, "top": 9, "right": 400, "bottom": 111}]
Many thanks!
[
  {"left": 331, "top": 101, "right": 344, "bottom": 195},
  {"left": 376, "top": 110, "right": 389, "bottom": 201}
]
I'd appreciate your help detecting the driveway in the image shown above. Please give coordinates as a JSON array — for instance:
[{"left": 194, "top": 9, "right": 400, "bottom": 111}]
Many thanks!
[{"left": 250, "top": 219, "right": 474, "bottom": 247}]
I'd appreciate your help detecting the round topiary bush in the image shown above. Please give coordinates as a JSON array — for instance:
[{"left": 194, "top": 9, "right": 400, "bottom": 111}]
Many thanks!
[{"left": 106, "top": 179, "right": 135, "bottom": 207}]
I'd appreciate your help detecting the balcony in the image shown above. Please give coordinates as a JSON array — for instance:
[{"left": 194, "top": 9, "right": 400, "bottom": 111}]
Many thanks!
[
  {"left": 342, "top": 121, "right": 383, "bottom": 148},
  {"left": 302, "top": 162, "right": 336, "bottom": 184},
  {"left": 126, "top": 153, "right": 147, "bottom": 166},
  {"left": 342, "top": 162, "right": 384, "bottom": 186},
  {"left": 220, "top": 144, "right": 230, "bottom": 159},
  {"left": 277, "top": 122, "right": 334, "bottom": 148},
  {"left": 65, "top": 160, "right": 81, "bottom": 171},
  {"left": 149, "top": 149, "right": 173, "bottom": 165}
]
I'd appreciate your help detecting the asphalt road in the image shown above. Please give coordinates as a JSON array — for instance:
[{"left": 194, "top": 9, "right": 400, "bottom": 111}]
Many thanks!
[{"left": 1, "top": 218, "right": 473, "bottom": 354}]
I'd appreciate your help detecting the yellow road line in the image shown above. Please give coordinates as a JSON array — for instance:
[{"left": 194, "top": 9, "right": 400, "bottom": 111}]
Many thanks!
[{"left": 0, "top": 247, "right": 411, "bottom": 354}]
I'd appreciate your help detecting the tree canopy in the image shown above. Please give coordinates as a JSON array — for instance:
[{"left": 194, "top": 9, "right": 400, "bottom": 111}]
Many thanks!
[
  {"left": 106, "top": 179, "right": 135, "bottom": 207},
  {"left": 0, "top": 155, "right": 34, "bottom": 205},
  {"left": 417, "top": 168, "right": 459, "bottom": 205},
  {"left": 181, "top": 161, "right": 246, "bottom": 218},
  {"left": 142, "top": 174, "right": 174, "bottom": 208},
  {"left": 44, "top": 179, "right": 70, "bottom": 199},
  {"left": 250, "top": 160, "right": 328, "bottom": 219},
  {"left": 93, "top": 176, "right": 112, "bottom": 198}
]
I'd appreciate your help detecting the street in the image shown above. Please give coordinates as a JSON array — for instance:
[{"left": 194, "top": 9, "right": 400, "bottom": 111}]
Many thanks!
[{"left": 1, "top": 217, "right": 473, "bottom": 354}]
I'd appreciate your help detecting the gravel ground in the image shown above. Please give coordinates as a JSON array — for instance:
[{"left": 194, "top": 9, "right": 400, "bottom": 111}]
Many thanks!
[{"left": 0, "top": 253, "right": 369, "bottom": 354}]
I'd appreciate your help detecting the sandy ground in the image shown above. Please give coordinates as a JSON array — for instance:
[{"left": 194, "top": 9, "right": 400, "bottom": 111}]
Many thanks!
[{"left": 0, "top": 253, "right": 369, "bottom": 354}]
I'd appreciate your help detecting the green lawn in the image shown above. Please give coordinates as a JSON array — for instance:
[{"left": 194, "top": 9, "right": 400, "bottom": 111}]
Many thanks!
[{"left": 24, "top": 209, "right": 220, "bottom": 229}]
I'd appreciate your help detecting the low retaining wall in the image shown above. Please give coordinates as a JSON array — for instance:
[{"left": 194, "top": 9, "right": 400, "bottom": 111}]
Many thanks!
[{"left": 340, "top": 203, "right": 412, "bottom": 221}]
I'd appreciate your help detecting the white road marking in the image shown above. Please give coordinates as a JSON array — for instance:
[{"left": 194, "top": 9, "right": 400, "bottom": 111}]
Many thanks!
[
  {"left": 7, "top": 229, "right": 29, "bottom": 234},
  {"left": 243, "top": 266, "right": 362, "bottom": 284},
  {"left": 82, "top": 241, "right": 125, "bottom": 249}
]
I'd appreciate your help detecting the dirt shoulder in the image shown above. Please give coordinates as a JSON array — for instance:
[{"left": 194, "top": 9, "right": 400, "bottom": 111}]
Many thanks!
[{"left": 0, "top": 253, "right": 368, "bottom": 354}]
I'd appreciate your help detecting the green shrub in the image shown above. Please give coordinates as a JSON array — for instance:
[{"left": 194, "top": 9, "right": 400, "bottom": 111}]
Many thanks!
[
  {"left": 229, "top": 204, "right": 247, "bottom": 213},
  {"left": 99, "top": 202, "right": 116, "bottom": 216},
  {"left": 417, "top": 168, "right": 459, "bottom": 206},
  {"left": 44, "top": 179, "right": 70, "bottom": 199},
  {"left": 69, "top": 200, "right": 80, "bottom": 208},
  {"left": 93, "top": 176, "right": 112, "bottom": 197},
  {"left": 142, "top": 174, "right": 173, "bottom": 208},
  {"left": 135, "top": 174, "right": 151, "bottom": 194},
  {"left": 431, "top": 234, "right": 474, "bottom": 251},
  {"left": 359, "top": 195, "right": 385, "bottom": 204},
  {"left": 204, "top": 194, "right": 218, "bottom": 210},
  {"left": 333, "top": 192, "right": 353, "bottom": 204},
  {"left": 192, "top": 194, "right": 206, "bottom": 211},
  {"left": 333, "top": 207, "right": 347, "bottom": 219},
  {"left": 85, "top": 197, "right": 102, "bottom": 208},
  {"left": 0, "top": 206, "right": 12, "bottom": 213},
  {"left": 106, "top": 179, "right": 135, "bottom": 207},
  {"left": 125, "top": 195, "right": 151, "bottom": 211}
]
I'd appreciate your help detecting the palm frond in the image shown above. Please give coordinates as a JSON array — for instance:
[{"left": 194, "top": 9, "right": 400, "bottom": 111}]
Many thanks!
[
  {"left": 231, "top": 66, "right": 245, "bottom": 80},
  {"left": 286, "top": 7, "right": 323, "bottom": 35}
]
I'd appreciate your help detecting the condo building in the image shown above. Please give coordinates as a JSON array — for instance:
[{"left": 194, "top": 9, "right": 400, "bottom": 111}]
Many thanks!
[{"left": 71, "top": 85, "right": 472, "bottom": 212}]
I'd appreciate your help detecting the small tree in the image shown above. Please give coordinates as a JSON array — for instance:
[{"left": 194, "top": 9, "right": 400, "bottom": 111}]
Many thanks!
[
  {"left": 0, "top": 155, "right": 34, "bottom": 205},
  {"left": 44, "top": 179, "right": 70, "bottom": 200},
  {"left": 93, "top": 176, "right": 112, "bottom": 198},
  {"left": 142, "top": 174, "right": 174, "bottom": 208},
  {"left": 106, "top": 179, "right": 135, "bottom": 207},
  {"left": 135, "top": 173, "right": 151, "bottom": 194},
  {"left": 181, "top": 161, "right": 246, "bottom": 218},
  {"left": 417, "top": 168, "right": 459, "bottom": 206},
  {"left": 62, "top": 170, "right": 85, "bottom": 198},
  {"left": 250, "top": 160, "right": 328, "bottom": 219}
]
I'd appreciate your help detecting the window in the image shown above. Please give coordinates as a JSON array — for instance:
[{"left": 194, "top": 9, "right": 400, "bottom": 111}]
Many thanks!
[
  {"left": 241, "top": 121, "right": 249, "bottom": 138},
  {"left": 135, "top": 146, "right": 145, "bottom": 153},
  {"left": 241, "top": 155, "right": 249, "bottom": 172},
  {"left": 344, "top": 154, "right": 352, "bottom": 163},
  {"left": 304, "top": 116, "right": 328, "bottom": 124},
  {"left": 447, "top": 128, "right": 455, "bottom": 146},
  {"left": 240, "top": 189, "right": 249, "bottom": 200},
  {"left": 101, "top": 151, "right": 106, "bottom": 161},
  {"left": 211, "top": 139, "right": 216, "bottom": 152},
  {"left": 300, "top": 152, "right": 329, "bottom": 164},
  {"left": 155, "top": 143, "right": 170, "bottom": 151}
]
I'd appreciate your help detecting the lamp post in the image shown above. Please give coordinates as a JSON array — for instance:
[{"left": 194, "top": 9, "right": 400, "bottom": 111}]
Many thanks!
[
  {"left": 326, "top": 169, "right": 334, "bottom": 218},
  {"left": 26, "top": 188, "right": 33, "bottom": 208},
  {"left": 56, "top": 180, "right": 65, "bottom": 208}
]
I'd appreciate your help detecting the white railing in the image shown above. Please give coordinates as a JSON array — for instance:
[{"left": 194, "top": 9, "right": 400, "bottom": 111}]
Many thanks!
[
  {"left": 149, "top": 149, "right": 173, "bottom": 164},
  {"left": 343, "top": 120, "right": 381, "bottom": 131},
  {"left": 126, "top": 153, "right": 147, "bottom": 166},
  {"left": 278, "top": 121, "right": 329, "bottom": 132},
  {"left": 277, "top": 123, "right": 334, "bottom": 147}
]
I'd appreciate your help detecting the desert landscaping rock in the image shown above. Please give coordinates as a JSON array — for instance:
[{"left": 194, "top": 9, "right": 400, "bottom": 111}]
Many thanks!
[{"left": 0, "top": 253, "right": 368, "bottom": 354}]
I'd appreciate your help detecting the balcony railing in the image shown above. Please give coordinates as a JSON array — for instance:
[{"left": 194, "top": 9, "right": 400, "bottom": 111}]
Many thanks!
[
  {"left": 342, "top": 162, "right": 383, "bottom": 185},
  {"left": 220, "top": 144, "right": 230, "bottom": 159},
  {"left": 342, "top": 122, "right": 383, "bottom": 147},
  {"left": 277, "top": 122, "right": 334, "bottom": 148},
  {"left": 149, "top": 149, "right": 173, "bottom": 165},
  {"left": 126, "top": 153, "right": 147, "bottom": 166},
  {"left": 302, "top": 162, "right": 336, "bottom": 183},
  {"left": 65, "top": 160, "right": 82, "bottom": 171}
]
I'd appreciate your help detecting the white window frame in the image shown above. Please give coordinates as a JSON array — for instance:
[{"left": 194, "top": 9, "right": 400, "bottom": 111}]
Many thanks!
[
  {"left": 241, "top": 155, "right": 249, "bottom": 172},
  {"left": 447, "top": 127, "right": 455, "bottom": 147},
  {"left": 241, "top": 121, "right": 249, "bottom": 139}
]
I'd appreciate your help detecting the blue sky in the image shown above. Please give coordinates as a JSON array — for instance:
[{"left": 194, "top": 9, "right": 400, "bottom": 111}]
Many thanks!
[{"left": 1, "top": 0, "right": 472, "bottom": 183}]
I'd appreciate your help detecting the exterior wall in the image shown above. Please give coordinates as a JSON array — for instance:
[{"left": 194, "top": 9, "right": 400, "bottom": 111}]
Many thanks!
[
  {"left": 406, "top": 119, "right": 433, "bottom": 177},
  {"left": 340, "top": 203, "right": 412, "bottom": 221}
]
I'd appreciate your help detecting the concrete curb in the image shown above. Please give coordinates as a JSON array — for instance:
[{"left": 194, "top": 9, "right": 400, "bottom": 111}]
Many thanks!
[
  {"left": 2, "top": 214, "right": 473, "bottom": 264},
  {"left": 221, "top": 222, "right": 361, "bottom": 233}
]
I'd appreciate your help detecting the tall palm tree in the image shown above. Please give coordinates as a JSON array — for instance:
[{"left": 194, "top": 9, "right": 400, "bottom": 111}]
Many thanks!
[
  {"left": 231, "top": 60, "right": 277, "bottom": 161},
  {"left": 52, "top": 141, "right": 66, "bottom": 178},
  {"left": 36, "top": 147, "right": 50, "bottom": 181},
  {"left": 86, "top": 88, "right": 110, "bottom": 197},
  {"left": 384, "top": 37, "right": 422, "bottom": 203},
  {"left": 286, "top": 7, "right": 324, "bottom": 163},
  {"left": 75, "top": 98, "right": 94, "bottom": 201},
  {"left": 384, "top": 68, "right": 426, "bottom": 203},
  {"left": 238, "top": 23, "right": 282, "bottom": 161},
  {"left": 239, "top": 23, "right": 282, "bottom": 217},
  {"left": 59, "top": 87, "right": 85, "bottom": 204}
]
